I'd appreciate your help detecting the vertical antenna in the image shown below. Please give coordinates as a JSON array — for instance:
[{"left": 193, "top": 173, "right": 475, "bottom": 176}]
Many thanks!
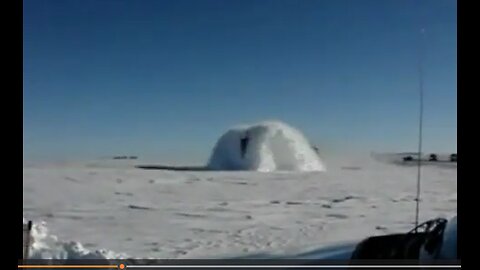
[{"left": 415, "top": 29, "right": 426, "bottom": 229}]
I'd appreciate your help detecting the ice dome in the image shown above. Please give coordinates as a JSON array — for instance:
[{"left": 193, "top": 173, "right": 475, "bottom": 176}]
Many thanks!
[{"left": 207, "top": 121, "right": 326, "bottom": 172}]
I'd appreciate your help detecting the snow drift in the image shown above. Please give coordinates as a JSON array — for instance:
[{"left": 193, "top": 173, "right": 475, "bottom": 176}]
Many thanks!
[
  {"left": 23, "top": 218, "right": 127, "bottom": 260},
  {"left": 207, "top": 121, "right": 326, "bottom": 172}
]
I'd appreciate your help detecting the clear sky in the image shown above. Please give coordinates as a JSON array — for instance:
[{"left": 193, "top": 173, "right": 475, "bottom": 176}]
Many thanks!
[{"left": 23, "top": 0, "right": 457, "bottom": 163}]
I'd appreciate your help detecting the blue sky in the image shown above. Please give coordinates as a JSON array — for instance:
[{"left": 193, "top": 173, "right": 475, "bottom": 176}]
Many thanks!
[{"left": 23, "top": 0, "right": 457, "bottom": 163}]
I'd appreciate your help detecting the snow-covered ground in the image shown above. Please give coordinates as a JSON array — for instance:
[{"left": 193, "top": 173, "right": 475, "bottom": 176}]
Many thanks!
[{"left": 23, "top": 155, "right": 456, "bottom": 260}]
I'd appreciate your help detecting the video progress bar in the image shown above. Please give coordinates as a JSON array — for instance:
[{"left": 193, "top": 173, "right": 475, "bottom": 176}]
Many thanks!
[
  {"left": 18, "top": 264, "right": 124, "bottom": 269},
  {"left": 126, "top": 265, "right": 460, "bottom": 269},
  {"left": 18, "top": 264, "right": 461, "bottom": 269}
]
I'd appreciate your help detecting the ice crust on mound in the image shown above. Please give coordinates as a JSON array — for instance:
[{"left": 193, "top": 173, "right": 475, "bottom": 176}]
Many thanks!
[
  {"left": 23, "top": 218, "right": 127, "bottom": 260},
  {"left": 207, "top": 121, "right": 326, "bottom": 172}
]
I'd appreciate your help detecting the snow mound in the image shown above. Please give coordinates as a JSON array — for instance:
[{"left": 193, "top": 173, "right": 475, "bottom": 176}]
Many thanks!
[
  {"left": 23, "top": 218, "right": 127, "bottom": 260},
  {"left": 207, "top": 121, "right": 326, "bottom": 172}
]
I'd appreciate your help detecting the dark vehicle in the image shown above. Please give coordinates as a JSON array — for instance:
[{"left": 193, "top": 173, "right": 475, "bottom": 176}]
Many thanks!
[
  {"left": 403, "top": 156, "right": 413, "bottom": 162},
  {"left": 235, "top": 216, "right": 457, "bottom": 261},
  {"left": 429, "top": 154, "right": 438, "bottom": 162},
  {"left": 450, "top": 153, "right": 457, "bottom": 162}
]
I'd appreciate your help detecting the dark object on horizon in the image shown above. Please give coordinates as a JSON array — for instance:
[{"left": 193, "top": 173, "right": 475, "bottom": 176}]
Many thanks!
[
  {"left": 312, "top": 145, "right": 319, "bottom": 154},
  {"left": 136, "top": 165, "right": 209, "bottom": 171},
  {"left": 429, "top": 154, "right": 438, "bottom": 162},
  {"left": 403, "top": 156, "right": 413, "bottom": 162},
  {"left": 240, "top": 132, "right": 249, "bottom": 159},
  {"left": 113, "top": 156, "right": 137, "bottom": 160},
  {"left": 450, "top": 153, "right": 457, "bottom": 162}
]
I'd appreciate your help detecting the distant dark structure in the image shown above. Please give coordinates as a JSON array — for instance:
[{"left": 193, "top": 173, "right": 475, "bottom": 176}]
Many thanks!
[
  {"left": 450, "top": 153, "right": 457, "bottom": 162},
  {"left": 240, "top": 132, "right": 250, "bottom": 159},
  {"left": 113, "top": 156, "right": 138, "bottom": 160},
  {"left": 312, "top": 145, "right": 320, "bottom": 155},
  {"left": 429, "top": 154, "right": 438, "bottom": 162},
  {"left": 136, "top": 165, "right": 208, "bottom": 171},
  {"left": 403, "top": 156, "right": 414, "bottom": 162}
]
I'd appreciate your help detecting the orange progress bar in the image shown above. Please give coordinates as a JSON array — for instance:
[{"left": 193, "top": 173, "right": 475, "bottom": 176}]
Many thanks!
[{"left": 18, "top": 265, "right": 120, "bottom": 269}]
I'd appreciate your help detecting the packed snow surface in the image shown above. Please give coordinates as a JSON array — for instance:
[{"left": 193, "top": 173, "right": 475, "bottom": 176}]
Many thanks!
[
  {"left": 23, "top": 153, "right": 456, "bottom": 260},
  {"left": 207, "top": 121, "right": 326, "bottom": 172}
]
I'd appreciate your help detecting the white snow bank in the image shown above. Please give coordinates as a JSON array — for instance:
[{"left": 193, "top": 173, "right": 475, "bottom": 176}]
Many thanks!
[
  {"left": 207, "top": 121, "right": 326, "bottom": 172},
  {"left": 23, "top": 218, "right": 127, "bottom": 260}
]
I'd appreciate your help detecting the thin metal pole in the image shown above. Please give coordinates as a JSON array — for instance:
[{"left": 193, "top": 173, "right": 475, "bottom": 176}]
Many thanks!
[{"left": 415, "top": 29, "right": 426, "bottom": 229}]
